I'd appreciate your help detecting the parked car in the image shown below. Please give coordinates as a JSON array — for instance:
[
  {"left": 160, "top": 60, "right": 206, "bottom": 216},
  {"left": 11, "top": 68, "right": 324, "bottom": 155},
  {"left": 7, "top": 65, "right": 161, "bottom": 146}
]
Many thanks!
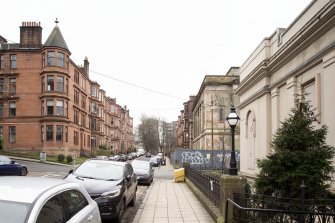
[
  {"left": 64, "top": 159, "right": 137, "bottom": 222},
  {"left": 0, "top": 176, "right": 101, "bottom": 223},
  {"left": 131, "top": 159, "right": 154, "bottom": 185},
  {"left": 0, "top": 155, "right": 28, "bottom": 176},
  {"left": 150, "top": 156, "right": 160, "bottom": 167},
  {"left": 119, "top": 154, "right": 128, "bottom": 162},
  {"left": 109, "top": 155, "right": 120, "bottom": 161}
]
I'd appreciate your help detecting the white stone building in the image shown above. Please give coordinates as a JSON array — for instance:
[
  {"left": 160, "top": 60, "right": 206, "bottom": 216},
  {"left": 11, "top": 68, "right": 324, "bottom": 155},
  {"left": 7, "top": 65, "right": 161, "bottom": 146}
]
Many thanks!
[{"left": 235, "top": 0, "right": 335, "bottom": 178}]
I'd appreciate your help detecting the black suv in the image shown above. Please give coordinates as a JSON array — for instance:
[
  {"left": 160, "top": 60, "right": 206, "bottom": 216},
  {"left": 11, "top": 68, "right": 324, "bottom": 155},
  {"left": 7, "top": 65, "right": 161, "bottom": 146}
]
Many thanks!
[{"left": 64, "top": 159, "right": 137, "bottom": 222}]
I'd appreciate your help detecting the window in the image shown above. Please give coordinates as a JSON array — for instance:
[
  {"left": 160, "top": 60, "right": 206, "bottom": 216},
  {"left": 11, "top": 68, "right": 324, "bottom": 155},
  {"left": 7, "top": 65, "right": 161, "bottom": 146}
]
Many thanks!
[
  {"left": 219, "top": 107, "right": 224, "bottom": 121},
  {"left": 0, "top": 78, "right": 3, "bottom": 94},
  {"left": 59, "top": 190, "right": 88, "bottom": 220},
  {"left": 47, "top": 100, "right": 54, "bottom": 115},
  {"left": 74, "top": 70, "right": 79, "bottom": 84},
  {"left": 41, "top": 100, "right": 44, "bottom": 115},
  {"left": 65, "top": 78, "right": 69, "bottom": 94},
  {"left": 0, "top": 55, "right": 4, "bottom": 69},
  {"left": 9, "top": 78, "right": 16, "bottom": 94},
  {"left": 9, "top": 101, "right": 16, "bottom": 117},
  {"left": 57, "top": 76, "right": 64, "bottom": 92},
  {"left": 82, "top": 78, "right": 86, "bottom": 91},
  {"left": 41, "top": 77, "right": 45, "bottom": 92},
  {"left": 10, "top": 54, "right": 16, "bottom": 69},
  {"left": 65, "top": 102, "right": 68, "bottom": 117},
  {"left": 42, "top": 53, "right": 45, "bottom": 67},
  {"left": 56, "top": 100, "right": 64, "bottom": 116},
  {"left": 41, "top": 126, "right": 44, "bottom": 142},
  {"left": 0, "top": 103, "right": 3, "bottom": 118},
  {"left": 74, "top": 89, "right": 79, "bottom": 104},
  {"left": 47, "top": 51, "right": 54, "bottom": 66},
  {"left": 58, "top": 52, "right": 64, "bottom": 67},
  {"left": 9, "top": 126, "right": 16, "bottom": 142},
  {"left": 65, "top": 126, "right": 68, "bottom": 142},
  {"left": 56, "top": 125, "right": 63, "bottom": 142},
  {"left": 46, "top": 125, "right": 53, "bottom": 141},
  {"left": 81, "top": 113, "right": 86, "bottom": 127},
  {"left": 87, "top": 135, "right": 90, "bottom": 147},
  {"left": 74, "top": 109, "right": 79, "bottom": 124},
  {"left": 81, "top": 95, "right": 86, "bottom": 109},
  {"left": 0, "top": 126, "right": 3, "bottom": 137},
  {"left": 66, "top": 55, "right": 69, "bottom": 70},
  {"left": 74, "top": 131, "right": 79, "bottom": 145},
  {"left": 36, "top": 195, "right": 65, "bottom": 223},
  {"left": 91, "top": 86, "right": 97, "bottom": 97},
  {"left": 303, "top": 80, "right": 316, "bottom": 110},
  {"left": 47, "top": 76, "right": 54, "bottom": 91}
]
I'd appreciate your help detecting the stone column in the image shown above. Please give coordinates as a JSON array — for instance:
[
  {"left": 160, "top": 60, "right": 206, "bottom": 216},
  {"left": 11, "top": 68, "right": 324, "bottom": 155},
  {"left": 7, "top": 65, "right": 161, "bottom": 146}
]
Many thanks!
[{"left": 220, "top": 175, "right": 247, "bottom": 223}]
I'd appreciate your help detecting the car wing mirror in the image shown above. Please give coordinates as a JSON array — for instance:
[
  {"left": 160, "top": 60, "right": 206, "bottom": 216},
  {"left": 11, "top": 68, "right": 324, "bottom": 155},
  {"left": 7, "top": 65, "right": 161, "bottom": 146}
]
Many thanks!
[{"left": 69, "top": 169, "right": 74, "bottom": 174}]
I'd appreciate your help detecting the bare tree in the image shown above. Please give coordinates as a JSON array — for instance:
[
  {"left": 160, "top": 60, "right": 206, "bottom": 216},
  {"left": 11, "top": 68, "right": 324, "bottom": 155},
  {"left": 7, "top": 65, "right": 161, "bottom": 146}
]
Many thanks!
[{"left": 138, "top": 114, "right": 160, "bottom": 154}]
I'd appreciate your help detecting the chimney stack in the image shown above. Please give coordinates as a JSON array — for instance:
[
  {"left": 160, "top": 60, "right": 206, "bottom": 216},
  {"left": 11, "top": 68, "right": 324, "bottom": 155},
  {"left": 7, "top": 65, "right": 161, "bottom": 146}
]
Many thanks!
[
  {"left": 84, "top": 56, "right": 89, "bottom": 77},
  {"left": 20, "top": 21, "right": 42, "bottom": 48}
]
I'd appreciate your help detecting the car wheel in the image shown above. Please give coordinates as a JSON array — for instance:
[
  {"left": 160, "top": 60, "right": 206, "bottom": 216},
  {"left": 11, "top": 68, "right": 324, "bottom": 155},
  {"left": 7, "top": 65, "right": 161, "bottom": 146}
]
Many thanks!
[
  {"left": 20, "top": 167, "right": 28, "bottom": 176},
  {"left": 129, "top": 191, "right": 136, "bottom": 207},
  {"left": 117, "top": 199, "right": 125, "bottom": 223}
]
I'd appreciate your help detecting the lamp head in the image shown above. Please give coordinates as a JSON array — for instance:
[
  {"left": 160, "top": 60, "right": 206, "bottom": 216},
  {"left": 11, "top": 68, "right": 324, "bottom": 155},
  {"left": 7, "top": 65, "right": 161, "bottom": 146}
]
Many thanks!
[{"left": 226, "top": 106, "right": 240, "bottom": 127}]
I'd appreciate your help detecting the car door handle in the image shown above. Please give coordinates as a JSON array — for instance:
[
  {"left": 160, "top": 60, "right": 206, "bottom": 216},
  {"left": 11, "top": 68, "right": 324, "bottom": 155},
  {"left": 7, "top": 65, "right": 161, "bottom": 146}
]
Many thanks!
[{"left": 87, "top": 214, "right": 93, "bottom": 222}]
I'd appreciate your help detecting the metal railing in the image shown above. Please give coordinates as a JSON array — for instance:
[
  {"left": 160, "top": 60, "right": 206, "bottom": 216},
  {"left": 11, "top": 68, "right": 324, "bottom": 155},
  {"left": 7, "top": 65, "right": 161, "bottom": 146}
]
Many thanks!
[
  {"left": 225, "top": 193, "right": 335, "bottom": 223},
  {"left": 185, "top": 165, "right": 221, "bottom": 207}
]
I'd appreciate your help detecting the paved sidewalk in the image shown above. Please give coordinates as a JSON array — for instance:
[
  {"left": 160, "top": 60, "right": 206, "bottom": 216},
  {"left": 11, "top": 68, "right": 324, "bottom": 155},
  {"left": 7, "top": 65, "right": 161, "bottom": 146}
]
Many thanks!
[{"left": 133, "top": 158, "right": 215, "bottom": 223}]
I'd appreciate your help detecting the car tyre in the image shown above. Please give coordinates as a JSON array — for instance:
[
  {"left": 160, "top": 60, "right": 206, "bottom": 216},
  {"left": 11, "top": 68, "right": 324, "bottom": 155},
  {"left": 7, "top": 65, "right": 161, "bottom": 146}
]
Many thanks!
[
  {"left": 129, "top": 191, "right": 136, "bottom": 207},
  {"left": 117, "top": 199, "right": 125, "bottom": 223},
  {"left": 20, "top": 167, "right": 28, "bottom": 176}
]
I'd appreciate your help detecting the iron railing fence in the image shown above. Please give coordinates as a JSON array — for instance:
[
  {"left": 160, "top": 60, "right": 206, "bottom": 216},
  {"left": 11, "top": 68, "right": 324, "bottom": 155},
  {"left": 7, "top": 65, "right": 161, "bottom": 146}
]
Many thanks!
[
  {"left": 226, "top": 193, "right": 335, "bottom": 223},
  {"left": 185, "top": 165, "right": 221, "bottom": 207}
]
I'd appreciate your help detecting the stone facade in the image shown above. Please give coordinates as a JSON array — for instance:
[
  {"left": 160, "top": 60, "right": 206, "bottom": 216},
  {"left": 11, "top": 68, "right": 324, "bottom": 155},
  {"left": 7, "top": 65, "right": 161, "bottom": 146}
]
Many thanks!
[
  {"left": 0, "top": 21, "right": 133, "bottom": 156},
  {"left": 235, "top": 0, "right": 335, "bottom": 178},
  {"left": 192, "top": 68, "right": 240, "bottom": 151}
]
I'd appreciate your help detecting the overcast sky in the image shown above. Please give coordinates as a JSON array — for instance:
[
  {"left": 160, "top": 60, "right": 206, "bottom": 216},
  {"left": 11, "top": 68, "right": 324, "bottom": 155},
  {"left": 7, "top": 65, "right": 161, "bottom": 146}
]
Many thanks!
[{"left": 1, "top": 0, "right": 311, "bottom": 127}]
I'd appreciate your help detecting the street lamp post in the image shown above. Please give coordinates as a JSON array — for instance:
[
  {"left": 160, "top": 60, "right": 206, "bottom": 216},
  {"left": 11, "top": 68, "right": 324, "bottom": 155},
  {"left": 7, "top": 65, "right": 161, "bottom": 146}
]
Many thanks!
[
  {"left": 226, "top": 106, "right": 240, "bottom": 176},
  {"left": 211, "top": 105, "right": 214, "bottom": 170}
]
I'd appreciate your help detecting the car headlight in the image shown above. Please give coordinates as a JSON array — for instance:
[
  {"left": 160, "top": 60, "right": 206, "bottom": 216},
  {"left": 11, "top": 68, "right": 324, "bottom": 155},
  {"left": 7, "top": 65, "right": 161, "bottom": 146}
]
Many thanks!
[
  {"left": 144, "top": 172, "right": 150, "bottom": 177},
  {"left": 101, "top": 189, "right": 121, "bottom": 198}
]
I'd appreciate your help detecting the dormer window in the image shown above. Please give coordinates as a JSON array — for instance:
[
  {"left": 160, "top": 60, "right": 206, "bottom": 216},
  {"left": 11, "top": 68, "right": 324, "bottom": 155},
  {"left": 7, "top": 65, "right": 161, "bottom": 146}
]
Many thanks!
[
  {"left": 0, "top": 55, "right": 4, "bottom": 69},
  {"left": 10, "top": 55, "right": 16, "bottom": 69}
]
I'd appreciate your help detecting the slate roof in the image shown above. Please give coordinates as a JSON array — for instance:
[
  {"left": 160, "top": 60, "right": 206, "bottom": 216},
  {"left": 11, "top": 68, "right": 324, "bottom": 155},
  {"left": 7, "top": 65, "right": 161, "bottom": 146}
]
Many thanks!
[{"left": 44, "top": 24, "right": 69, "bottom": 50}]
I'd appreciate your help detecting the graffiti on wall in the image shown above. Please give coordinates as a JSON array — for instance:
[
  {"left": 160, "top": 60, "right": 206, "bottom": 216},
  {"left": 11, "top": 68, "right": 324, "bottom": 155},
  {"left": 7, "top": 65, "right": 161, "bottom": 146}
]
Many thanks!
[{"left": 181, "top": 151, "right": 227, "bottom": 165}]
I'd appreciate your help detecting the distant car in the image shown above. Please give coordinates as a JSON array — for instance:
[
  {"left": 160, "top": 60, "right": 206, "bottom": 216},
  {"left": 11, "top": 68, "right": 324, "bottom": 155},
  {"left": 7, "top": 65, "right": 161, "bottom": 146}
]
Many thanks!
[
  {"left": 96, "top": 155, "right": 108, "bottom": 160},
  {"left": 131, "top": 159, "right": 154, "bottom": 185},
  {"left": 64, "top": 159, "right": 137, "bottom": 222},
  {"left": 109, "top": 155, "right": 120, "bottom": 161},
  {"left": 0, "top": 155, "right": 28, "bottom": 176},
  {"left": 0, "top": 176, "right": 101, "bottom": 223},
  {"left": 150, "top": 156, "right": 160, "bottom": 167}
]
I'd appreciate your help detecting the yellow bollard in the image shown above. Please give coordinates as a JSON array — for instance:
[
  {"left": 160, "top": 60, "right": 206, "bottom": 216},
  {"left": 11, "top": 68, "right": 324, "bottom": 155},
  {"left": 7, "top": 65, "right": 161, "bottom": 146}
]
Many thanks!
[{"left": 174, "top": 168, "right": 185, "bottom": 182}]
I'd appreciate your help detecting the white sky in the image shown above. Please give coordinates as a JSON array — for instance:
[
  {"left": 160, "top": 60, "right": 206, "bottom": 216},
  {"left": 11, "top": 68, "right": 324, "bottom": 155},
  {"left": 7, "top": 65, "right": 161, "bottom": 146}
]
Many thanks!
[{"left": 1, "top": 0, "right": 311, "bottom": 127}]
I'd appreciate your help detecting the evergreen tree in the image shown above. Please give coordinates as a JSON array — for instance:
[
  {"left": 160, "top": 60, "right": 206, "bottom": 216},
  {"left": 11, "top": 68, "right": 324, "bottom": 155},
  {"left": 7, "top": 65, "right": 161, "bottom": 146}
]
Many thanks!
[{"left": 255, "top": 96, "right": 335, "bottom": 199}]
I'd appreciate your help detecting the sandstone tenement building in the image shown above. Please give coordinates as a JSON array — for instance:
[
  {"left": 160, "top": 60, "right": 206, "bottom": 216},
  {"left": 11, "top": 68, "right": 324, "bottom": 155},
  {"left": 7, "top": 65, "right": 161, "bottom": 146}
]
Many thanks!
[{"left": 0, "top": 21, "right": 133, "bottom": 156}]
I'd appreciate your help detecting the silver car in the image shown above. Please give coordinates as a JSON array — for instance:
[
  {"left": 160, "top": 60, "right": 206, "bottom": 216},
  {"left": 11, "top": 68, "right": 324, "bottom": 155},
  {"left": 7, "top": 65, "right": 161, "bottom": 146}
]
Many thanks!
[{"left": 0, "top": 176, "right": 101, "bottom": 223}]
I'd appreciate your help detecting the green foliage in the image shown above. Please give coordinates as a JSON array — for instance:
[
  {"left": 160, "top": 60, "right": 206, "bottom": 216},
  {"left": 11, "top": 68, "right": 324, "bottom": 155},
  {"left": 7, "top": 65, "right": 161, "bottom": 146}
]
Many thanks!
[
  {"left": 99, "top": 144, "right": 107, "bottom": 150},
  {"left": 95, "top": 149, "right": 109, "bottom": 157},
  {"left": 66, "top": 155, "right": 73, "bottom": 163},
  {"left": 57, "top": 154, "right": 65, "bottom": 162},
  {"left": 255, "top": 96, "right": 335, "bottom": 199}
]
